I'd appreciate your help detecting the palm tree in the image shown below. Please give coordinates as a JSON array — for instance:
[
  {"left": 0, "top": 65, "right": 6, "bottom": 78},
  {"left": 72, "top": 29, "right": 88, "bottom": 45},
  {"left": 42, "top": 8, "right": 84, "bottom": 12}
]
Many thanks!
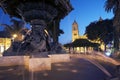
[
  {"left": 1, "top": 19, "right": 25, "bottom": 41},
  {"left": 105, "top": 0, "right": 120, "bottom": 50}
]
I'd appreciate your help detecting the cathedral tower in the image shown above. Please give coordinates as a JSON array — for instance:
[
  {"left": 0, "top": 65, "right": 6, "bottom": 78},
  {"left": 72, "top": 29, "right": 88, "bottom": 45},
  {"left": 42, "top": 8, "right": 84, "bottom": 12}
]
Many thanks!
[
  {"left": 72, "top": 20, "right": 79, "bottom": 42},
  {"left": 99, "top": 16, "right": 103, "bottom": 22}
]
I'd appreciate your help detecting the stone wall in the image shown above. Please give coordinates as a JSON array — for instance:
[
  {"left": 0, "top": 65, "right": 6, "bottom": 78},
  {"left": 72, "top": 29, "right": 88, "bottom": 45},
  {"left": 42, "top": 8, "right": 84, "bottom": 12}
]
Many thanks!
[
  {"left": 29, "top": 58, "right": 51, "bottom": 72},
  {"left": 0, "top": 56, "right": 29, "bottom": 66},
  {"left": 0, "top": 54, "right": 70, "bottom": 71},
  {"left": 49, "top": 54, "right": 70, "bottom": 63}
]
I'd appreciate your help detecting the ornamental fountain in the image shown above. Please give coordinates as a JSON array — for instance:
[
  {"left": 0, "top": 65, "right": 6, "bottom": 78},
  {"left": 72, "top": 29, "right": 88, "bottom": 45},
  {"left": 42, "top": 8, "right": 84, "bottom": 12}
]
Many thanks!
[{"left": 0, "top": 0, "right": 73, "bottom": 56}]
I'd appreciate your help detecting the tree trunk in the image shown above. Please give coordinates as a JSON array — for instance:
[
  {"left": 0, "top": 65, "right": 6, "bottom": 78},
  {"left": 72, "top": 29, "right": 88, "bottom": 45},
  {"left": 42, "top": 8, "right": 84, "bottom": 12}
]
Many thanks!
[
  {"left": 113, "top": 8, "right": 120, "bottom": 51},
  {"left": 113, "top": 27, "right": 119, "bottom": 50}
]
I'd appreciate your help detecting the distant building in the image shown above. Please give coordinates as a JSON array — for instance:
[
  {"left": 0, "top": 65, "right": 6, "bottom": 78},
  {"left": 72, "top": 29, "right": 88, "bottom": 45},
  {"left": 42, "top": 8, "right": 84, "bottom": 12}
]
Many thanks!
[
  {"left": 72, "top": 20, "right": 87, "bottom": 42},
  {"left": 0, "top": 31, "right": 11, "bottom": 56},
  {"left": 72, "top": 18, "right": 105, "bottom": 52}
]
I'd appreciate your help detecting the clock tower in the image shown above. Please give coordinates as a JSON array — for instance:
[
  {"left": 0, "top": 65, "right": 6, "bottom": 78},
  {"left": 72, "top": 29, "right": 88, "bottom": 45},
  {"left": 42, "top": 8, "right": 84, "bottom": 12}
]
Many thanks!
[{"left": 72, "top": 20, "right": 79, "bottom": 42}]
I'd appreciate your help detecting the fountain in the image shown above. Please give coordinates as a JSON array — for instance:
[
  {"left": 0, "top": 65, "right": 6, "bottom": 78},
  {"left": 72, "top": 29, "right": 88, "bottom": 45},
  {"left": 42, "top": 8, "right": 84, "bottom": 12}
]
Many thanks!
[
  {"left": 0, "top": 1, "right": 73, "bottom": 80},
  {"left": 0, "top": 0, "right": 73, "bottom": 56}
]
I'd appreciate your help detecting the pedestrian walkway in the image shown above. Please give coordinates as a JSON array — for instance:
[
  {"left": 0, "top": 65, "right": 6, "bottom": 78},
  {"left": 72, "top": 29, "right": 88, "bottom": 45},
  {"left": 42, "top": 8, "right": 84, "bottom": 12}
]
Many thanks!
[
  {"left": 0, "top": 54, "right": 119, "bottom": 80},
  {"left": 30, "top": 55, "right": 118, "bottom": 80}
]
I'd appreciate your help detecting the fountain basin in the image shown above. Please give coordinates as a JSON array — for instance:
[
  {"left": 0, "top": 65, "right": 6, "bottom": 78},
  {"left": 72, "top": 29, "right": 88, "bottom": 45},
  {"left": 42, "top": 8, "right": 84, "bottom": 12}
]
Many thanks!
[
  {"left": 49, "top": 54, "right": 70, "bottom": 63},
  {"left": 0, "top": 56, "right": 51, "bottom": 72},
  {"left": 29, "top": 57, "right": 51, "bottom": 72},
  {"left": 0, "top": 56, "right": 29, "bottom": 66},
  {"left": 0, "top": 54, "right": 70, "bottom": 71}
]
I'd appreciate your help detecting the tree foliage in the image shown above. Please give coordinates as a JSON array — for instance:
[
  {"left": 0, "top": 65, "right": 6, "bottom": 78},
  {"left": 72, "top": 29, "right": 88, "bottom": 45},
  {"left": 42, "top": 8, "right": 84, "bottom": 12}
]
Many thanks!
[
  {"left": 105, "top": 0, "right": 120, "bottom": 50},
  {"left": 1, "top": 19, "right": 26, "bottom": 41},
  {"left": 105, "top": 0, "right": 119, "bottom": 13},
  {"left": 85, "top": 19, "right": 113, "bottom": 44}
]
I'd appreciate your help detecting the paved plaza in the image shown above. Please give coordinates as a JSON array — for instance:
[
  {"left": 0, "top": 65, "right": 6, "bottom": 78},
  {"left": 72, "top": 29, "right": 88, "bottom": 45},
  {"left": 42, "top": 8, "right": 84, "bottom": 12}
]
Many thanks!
[{"left": 0, "top": 54, "right": 120, "bottom": 80}]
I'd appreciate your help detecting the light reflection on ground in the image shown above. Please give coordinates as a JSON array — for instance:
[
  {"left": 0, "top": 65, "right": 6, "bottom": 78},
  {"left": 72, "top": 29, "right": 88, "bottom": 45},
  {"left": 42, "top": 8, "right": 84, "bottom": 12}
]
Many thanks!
[
  {"left": 43, "top": 73, "right": 48, "bottom": 76},
  {"left": 54, "top": 63, "right": 63, "bottom": 67},
  {"left": 71, "top": 69, "right": 78, "bottom": 73}
]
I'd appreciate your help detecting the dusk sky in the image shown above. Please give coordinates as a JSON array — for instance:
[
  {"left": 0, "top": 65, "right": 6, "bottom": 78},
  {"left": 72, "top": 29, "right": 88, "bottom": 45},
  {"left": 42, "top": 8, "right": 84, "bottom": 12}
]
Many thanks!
[
  {"left": 59, "top": 0, "right": 114, "bottom": 44},
  {"left": 0, "top": 0, "right": 114, "bottom": 44}
]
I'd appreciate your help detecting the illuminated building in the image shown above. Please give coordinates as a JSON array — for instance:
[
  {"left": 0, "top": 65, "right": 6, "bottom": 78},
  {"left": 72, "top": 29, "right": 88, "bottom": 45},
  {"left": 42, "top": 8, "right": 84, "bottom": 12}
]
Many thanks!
[
  {"left": 0, "top": 31, "right": 11, "bottom": 56},
  {"left": 72, "top": 18, "right": 105, "bottom": 52}
]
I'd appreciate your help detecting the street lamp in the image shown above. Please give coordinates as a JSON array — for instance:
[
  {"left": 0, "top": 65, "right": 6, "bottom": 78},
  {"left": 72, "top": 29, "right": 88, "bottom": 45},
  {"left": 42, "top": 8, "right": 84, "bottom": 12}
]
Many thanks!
[{"left": 12, "top": 34, "right": 17, "bottom": 42}]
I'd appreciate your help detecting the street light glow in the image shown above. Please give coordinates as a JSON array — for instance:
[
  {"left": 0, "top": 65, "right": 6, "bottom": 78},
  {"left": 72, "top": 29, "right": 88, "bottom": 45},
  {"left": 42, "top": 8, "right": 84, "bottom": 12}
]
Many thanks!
[{"left": 13, "top": 34, "right": 17, "bottom": 38}]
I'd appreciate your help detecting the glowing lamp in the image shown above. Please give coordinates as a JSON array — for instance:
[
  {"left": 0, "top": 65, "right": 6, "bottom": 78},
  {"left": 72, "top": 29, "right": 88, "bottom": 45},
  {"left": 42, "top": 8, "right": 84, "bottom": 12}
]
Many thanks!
[
  {"left": 13, "top": 34, "right": 17, "bottom": 38},
  {"left": 105, "top": 52, "right": 111, "bottom": 56},
  {"left": 105, "top": 49, "right": 111, "bottom": 56}
]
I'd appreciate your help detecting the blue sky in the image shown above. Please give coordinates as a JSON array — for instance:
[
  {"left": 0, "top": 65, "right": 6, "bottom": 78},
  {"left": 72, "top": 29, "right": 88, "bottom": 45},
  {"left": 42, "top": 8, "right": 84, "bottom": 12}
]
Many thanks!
[
  {"left": 59, "top": 0, "right": 114, "bottom": 44},
  {"left": 0, "top": 0, "right": 114, "bottom": 44},
  {"left": 0, "top": 9, "right": 11, "bottom": 29}
]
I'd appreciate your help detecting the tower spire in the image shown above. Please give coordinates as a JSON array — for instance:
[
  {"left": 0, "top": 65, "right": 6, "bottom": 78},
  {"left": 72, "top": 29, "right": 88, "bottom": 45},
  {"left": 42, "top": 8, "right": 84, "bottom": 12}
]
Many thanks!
[
  {"left": 99, "top": 16, "right": 103, "bottom": 21},
  {"left": 72, "top": 20, "right": 77, "bottom": 25}
]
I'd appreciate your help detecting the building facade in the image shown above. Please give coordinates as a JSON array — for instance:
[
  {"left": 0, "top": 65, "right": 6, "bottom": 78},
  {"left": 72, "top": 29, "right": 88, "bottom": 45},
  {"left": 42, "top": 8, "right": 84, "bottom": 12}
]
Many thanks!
[
  {"left": 72, "top": 19, "right": 105, "bottom": 52},
  {"left": 0, "top": 38, "right": 11, "bottom": 56},
  {"left": 72, "top": 20, "right": 87, "bottom": 42}
]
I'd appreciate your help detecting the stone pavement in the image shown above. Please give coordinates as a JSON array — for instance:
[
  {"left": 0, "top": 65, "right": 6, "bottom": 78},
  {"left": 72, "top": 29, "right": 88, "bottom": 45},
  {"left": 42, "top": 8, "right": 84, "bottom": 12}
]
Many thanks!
[{"left": 0, "top": 54, "right": 119, "bottom": 80}]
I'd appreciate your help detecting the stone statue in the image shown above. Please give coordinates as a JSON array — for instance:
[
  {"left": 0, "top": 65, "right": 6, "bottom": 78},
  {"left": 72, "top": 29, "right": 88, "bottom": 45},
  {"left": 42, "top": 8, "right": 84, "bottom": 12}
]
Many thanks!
[
  {"left": 17, "top": 20, "right": 51, "bottom": 56},
  {"left": 1, "top": 0, "right": 73, "bottom": 56}
]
